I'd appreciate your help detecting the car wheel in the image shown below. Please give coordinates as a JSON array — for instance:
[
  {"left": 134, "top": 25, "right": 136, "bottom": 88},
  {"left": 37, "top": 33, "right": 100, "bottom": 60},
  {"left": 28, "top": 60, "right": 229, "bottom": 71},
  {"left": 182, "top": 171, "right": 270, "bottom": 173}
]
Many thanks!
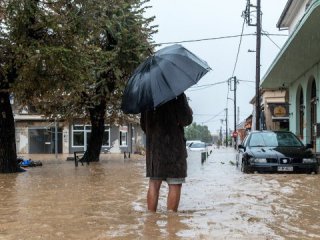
[
  {"left": 313, "top": 167, "right": 319, "bottom": 174},
  {"left": 241, "top": 160, "right": 251, "bottom": 174}
]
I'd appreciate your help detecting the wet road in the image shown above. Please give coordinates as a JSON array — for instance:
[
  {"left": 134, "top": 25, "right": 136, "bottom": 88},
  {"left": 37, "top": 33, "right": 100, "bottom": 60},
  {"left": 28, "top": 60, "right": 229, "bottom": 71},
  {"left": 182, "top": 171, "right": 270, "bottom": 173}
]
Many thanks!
[{"left": 0, "top": 148, "right": 320, "bottom": 239}]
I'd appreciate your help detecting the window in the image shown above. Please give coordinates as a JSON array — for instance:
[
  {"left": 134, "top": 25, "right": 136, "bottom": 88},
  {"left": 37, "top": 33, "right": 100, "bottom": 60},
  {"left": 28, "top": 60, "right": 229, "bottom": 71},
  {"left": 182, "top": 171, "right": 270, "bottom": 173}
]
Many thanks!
[
  {"left": 119, "top": 126, "right": 128, "bottom": 146},
  {"left": 102, "top": 126, "right": 110, "bottom": 147},
  {"left": 249, "top": 132, "right": 277, "bottom": 147},
  {"left": 120, "top": 131, "right": 127, "bottom": 146},
  {"left": 72, "top": 125, "right": 110, "bottom": 147},
  {"left": 73, "top": 131, "right": 85, "bottom": 146},
  {"left": 276, "top": 132, "right": 302, "bottom": 147},
  {"left": 249, "top": 133, "right": 265, "bottom": 147},
  {"left": 72, "top": 125, "right": 86, "bottom": 147}
]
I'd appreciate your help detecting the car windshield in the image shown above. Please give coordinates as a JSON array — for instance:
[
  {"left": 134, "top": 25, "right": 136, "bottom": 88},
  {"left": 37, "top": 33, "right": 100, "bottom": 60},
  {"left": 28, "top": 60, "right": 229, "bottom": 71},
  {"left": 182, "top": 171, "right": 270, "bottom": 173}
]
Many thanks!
[
  {"left": 248, "top": 132, "right": 303, "bottom": 147},
  {"left": 190, "top": 143, "right": 205, "bottom": 148}
]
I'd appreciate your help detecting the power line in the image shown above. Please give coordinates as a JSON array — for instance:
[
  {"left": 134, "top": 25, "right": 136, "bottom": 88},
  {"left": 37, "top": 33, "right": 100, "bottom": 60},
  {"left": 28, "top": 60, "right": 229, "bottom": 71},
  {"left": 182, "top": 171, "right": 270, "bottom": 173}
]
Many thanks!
[
  {"left": 155, "top": 32, "right": 287, "bottom": 45},
  {"left": 202, "top": 109, "right": 226, "bottom": 124},
  {"left": 231, "top": 18, "right": 246, "bottom": 77},
  {"left": 187, "top": 80, "right": 228, "bottom": 91},
  {"left": 224, "top": 12, "right": 247, "bottom": 142},
  {"left": 188, "top": 78, "right": 254, "bottom": 91},
  {"left": 238, "top": 79, "right": 255, "bottom": 82},
  {"left": 262, "top": 29, "right": 281, "bottom": 49}
]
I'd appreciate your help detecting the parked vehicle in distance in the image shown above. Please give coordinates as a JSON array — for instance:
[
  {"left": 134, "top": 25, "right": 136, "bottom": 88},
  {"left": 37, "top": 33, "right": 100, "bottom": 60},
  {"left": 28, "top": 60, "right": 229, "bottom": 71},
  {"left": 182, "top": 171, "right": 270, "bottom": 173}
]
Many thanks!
[
  {"left": 188, "top": 141, "right": 207, "bottom": 152},
  {"left": 236, "top": 131, "right": 319, "bottom": 174},
  {"left": 186, "top": 140, "right": 202, "bottom": 148}
]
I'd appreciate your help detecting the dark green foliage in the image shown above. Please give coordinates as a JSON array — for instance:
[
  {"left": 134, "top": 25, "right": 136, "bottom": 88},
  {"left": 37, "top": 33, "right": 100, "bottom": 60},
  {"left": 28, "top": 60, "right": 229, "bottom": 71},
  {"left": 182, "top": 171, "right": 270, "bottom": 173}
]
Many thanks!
[
  {"left": 3, "top": 0, "right": 156, "bottom": 121},
  {"left": 0, "top": 0, "right": 157, "bottom": 170},
  {"left": 185, "top": 122, "right": 213, "bottom": 143}
]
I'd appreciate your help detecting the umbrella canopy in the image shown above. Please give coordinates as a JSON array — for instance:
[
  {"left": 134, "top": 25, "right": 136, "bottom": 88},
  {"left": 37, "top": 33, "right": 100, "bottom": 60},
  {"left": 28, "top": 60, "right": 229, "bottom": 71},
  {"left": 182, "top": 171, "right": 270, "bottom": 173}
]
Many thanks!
[{"left": 121, "top": 44, "right": 211, "bottom": 114}]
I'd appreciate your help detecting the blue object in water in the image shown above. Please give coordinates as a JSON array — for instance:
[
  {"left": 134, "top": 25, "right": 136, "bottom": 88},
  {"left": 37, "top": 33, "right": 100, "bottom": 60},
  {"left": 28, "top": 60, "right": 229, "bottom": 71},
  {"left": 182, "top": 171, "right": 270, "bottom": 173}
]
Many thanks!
[{"left": 20, "top": 160, "right": 32, "bottom": 167}]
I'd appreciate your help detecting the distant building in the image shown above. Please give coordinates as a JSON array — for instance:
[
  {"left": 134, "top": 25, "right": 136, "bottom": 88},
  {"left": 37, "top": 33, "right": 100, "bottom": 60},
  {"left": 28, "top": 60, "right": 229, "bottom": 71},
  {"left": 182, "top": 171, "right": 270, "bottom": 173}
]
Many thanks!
[
  {"left": 261, "top": 90, "right": 289, "bottom": 131},
  {"left": 249, "top": 89, "right": 288, "bottom": 131},
  {"left": 12, "top": 100, "right": 144, "bottom": 155},
  {"left": 261, "top": 0, "right": 320, "bottom": 152},
  {"left": 236, "top": 115, "right": 252, "bottom": 142}
]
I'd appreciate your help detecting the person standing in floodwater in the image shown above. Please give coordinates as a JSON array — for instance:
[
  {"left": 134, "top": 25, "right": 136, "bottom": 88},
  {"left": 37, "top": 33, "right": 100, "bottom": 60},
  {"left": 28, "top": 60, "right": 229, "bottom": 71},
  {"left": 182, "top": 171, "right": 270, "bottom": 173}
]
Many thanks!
[{"left": 140, "top": 93, "right": 193, "bottom": 212}]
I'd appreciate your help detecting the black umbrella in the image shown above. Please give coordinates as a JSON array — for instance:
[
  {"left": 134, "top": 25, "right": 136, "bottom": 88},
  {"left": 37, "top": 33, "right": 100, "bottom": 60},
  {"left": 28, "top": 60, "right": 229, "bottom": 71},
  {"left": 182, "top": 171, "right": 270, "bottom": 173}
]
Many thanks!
[{"left": 121, "top": 44, "right": 211, "bottom": 114}]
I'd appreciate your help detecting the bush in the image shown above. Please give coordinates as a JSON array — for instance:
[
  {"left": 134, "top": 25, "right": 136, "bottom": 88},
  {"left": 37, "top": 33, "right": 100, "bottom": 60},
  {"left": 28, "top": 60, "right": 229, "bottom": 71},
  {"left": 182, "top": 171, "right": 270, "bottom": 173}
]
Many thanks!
[{"left": 135, "top": 145, "right": 146, "bottom": 155}]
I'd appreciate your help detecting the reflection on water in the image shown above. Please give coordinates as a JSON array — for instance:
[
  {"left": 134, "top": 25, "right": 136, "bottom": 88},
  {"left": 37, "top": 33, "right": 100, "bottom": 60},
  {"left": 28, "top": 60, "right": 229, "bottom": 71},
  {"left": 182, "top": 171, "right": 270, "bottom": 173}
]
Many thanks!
[{"left": 0, "top": 149, "right": 320, "bottom": 239}]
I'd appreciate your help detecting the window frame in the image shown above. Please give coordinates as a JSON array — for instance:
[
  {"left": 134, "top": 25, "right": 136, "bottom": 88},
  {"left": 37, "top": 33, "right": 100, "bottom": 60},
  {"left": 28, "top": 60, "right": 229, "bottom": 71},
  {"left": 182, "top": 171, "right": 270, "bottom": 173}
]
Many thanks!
[{"left": 72, "top": 124, "right": 111, "bottom": 147}]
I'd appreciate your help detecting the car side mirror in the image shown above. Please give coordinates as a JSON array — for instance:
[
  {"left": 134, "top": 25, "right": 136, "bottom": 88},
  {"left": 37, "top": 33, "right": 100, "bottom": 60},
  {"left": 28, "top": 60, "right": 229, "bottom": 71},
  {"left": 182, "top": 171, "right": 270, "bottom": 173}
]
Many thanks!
[
  {"left": 306, "top": 143, "right": 313, "bottom": 149},
  {"left": 238, "top": 144, "right": 245, "bottom": 150}
]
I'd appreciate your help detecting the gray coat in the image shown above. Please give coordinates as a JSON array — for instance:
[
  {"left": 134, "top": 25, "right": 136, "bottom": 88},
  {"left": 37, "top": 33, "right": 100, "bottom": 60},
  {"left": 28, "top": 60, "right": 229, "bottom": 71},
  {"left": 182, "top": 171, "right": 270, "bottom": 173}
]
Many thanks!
[{"left": 140, "top": 93, "right": 193, "bottom": 178}]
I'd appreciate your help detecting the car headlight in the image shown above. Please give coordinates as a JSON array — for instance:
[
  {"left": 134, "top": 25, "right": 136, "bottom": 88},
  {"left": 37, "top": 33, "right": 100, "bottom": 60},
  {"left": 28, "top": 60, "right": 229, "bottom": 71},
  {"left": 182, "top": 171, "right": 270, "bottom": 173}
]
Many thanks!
[
  {"left": 250, "top": 158, "right": 267, "bottom": 163},
  {"left": 302, "top": 158, "right": 317, "bottom": 163}
]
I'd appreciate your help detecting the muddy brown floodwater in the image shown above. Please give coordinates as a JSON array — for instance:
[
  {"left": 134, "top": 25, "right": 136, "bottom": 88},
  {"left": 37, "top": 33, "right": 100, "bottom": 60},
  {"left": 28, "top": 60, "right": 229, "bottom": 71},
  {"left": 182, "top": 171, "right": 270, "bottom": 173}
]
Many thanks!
[{"left": 0, "top": 148, "right": 320, "bottom": 240}]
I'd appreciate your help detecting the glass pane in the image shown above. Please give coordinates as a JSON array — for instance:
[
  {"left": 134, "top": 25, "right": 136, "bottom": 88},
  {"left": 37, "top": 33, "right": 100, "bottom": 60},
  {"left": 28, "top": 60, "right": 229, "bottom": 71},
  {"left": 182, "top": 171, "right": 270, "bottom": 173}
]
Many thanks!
[
  {"left": 277, "top": 132, "right": 302, "bottom": 147},
  {"left": 102, "top": 131, "right": 109, "bottom": 146},
  {"left": 85, "top": 126, "right": 92, "bottom": 130},
  {"left": 73, "top": 132, "right": 84, "bottom": 146},
  {"left": 249, "top": 134, "right": 265, "bottom": 147},
  {"left": 86, "top": 132, "right": 91, "bottom": 145},
  {"left": 73, "top": 125, "right": 84, "bottom": 130},
  {"left": 120, "top": 132, "right": 127, "bottom": 146}
]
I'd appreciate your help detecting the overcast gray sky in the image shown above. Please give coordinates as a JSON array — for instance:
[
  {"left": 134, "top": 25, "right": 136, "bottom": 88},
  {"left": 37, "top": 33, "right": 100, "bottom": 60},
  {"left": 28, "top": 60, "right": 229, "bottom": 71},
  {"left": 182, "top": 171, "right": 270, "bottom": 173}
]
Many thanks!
[{"left": 146, "top": 0, "right": 288, "bottom": 134}]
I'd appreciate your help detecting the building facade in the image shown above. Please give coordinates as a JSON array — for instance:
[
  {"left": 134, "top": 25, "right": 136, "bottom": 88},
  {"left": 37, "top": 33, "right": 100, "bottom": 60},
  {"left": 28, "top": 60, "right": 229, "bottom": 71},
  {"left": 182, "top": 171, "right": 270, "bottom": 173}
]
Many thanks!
[
  {"left": 13, "top": 103, "right": 144, "bottom": 155},
  {"left": 261, "top": 90, "right": 289, "bottom": 131},
  {"left": 261, "top": 0, "right": 320, "bottom": 152},
  {"left": 249, "top": 89, "right": 289, "bottom": 131}
]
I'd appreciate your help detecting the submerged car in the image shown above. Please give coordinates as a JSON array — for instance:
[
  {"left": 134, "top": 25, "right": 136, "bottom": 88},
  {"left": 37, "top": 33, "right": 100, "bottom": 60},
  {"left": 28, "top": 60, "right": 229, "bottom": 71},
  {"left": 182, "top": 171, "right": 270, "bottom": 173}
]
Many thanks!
[
  {"left": 186, "top": 140, "right": 202, "bottom": 148},
  {"left": 236, "top": 131, "right": 319, "bottom": 174},
  {"left": 188, "top": 142, "right": 207, "bottom": 152}
]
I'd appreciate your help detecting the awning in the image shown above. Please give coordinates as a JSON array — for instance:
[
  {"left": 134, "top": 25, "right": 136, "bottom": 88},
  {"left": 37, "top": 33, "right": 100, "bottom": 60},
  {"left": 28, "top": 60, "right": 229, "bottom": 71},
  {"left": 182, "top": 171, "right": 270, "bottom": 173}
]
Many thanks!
[{"left": 261, "top": 1, "right": 320, "bottom": 89}]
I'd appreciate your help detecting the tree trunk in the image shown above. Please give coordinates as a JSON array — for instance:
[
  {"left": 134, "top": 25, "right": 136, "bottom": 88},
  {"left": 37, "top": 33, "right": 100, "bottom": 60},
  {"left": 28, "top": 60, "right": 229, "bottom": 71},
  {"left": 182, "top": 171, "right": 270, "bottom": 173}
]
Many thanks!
[
  {"left": 0, "top": 91, "right": 18, "bottom": 173},
  {"left": 86, "top": 99, "right": 106, "bottom": 162}
]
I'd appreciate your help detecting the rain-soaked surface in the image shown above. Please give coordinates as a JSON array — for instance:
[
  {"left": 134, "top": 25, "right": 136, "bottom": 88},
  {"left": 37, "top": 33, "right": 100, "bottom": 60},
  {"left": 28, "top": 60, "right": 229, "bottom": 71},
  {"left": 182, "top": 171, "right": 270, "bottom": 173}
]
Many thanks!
[{"left": 1, "top": 147, "right": 320, "bottom": 240}]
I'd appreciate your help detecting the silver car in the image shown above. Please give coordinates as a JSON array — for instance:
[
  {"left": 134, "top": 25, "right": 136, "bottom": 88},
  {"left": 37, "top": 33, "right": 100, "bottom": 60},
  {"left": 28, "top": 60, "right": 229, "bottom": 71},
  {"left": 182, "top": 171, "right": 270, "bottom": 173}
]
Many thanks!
[{"left": 188, "top": 142, "right": 207, "bottom": 152}]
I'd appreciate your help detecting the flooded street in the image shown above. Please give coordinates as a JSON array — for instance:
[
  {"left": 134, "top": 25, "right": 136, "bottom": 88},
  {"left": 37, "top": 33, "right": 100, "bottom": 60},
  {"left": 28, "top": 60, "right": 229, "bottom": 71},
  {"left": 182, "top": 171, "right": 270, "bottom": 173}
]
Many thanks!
[{"left": 1, "top": 148, "right": 320, "bottom": 239}]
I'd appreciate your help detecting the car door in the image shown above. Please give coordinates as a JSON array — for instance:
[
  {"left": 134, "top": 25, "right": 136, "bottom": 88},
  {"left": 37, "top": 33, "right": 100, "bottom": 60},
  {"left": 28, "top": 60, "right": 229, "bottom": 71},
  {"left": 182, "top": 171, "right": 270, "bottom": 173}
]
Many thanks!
[{"left": 236, "top": 135, "right": 249, "bottom": 167}]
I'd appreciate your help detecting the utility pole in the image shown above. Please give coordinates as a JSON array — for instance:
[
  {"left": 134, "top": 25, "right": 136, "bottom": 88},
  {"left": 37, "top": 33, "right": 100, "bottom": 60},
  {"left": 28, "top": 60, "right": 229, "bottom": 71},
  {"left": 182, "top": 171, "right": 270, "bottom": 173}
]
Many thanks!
[
  {"left": 233, "top": 77, "right": 237, "bottom": 148},
  {"left": 225, "top": 108, "right": 228, "bottom": 147},
  {"left": 255, "top": 0, "right": 261, "bottom": 130},
  {"left": 244, "top": 0, "right": 262, "bottom": 130},
  {"left": 229, "top": 77, "right": 238, "bottom": 149},
  {"left": 237, "top": 107, "right": 240, "bottom": 125}
]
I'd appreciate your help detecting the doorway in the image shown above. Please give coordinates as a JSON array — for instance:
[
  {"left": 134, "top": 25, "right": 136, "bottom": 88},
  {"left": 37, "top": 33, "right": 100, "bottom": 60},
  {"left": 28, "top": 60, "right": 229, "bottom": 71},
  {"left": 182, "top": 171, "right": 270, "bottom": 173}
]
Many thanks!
[
  {"left": 310, "top": 80, "right": 317, "bottom": 152},
  {"left": 29, "top": 128, "right": 62, "bottom": 154},
  {"left": 299, "top": 88, "right": 304, "bottom": 139}
]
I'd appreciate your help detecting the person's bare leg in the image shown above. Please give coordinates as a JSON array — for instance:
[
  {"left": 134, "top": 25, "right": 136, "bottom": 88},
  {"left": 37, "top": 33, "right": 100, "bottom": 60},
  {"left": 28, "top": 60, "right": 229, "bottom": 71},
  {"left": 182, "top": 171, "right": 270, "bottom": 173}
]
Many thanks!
[
  {"left": 167, "top": 184, "right": 182, "bottom": 212},
  {"left": 147, "top": 179, "right": 162, "bottom": 212}
]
